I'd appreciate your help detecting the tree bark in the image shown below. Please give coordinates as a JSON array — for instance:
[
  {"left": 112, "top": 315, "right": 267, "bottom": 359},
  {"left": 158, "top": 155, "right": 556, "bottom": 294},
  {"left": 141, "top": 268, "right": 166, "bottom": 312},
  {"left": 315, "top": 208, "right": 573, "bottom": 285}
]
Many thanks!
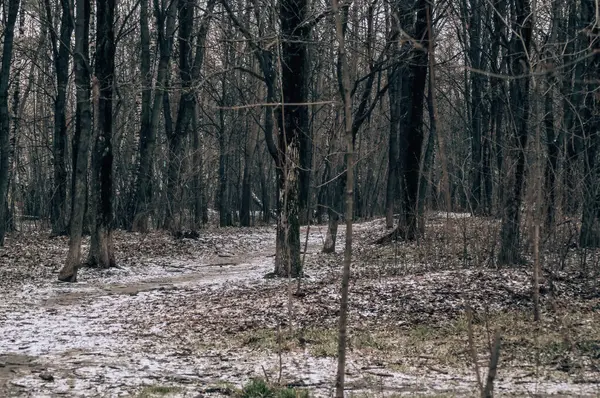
[
  {"left": 0, "top": 0, "right": 21, "bottom": 246},
  {"left": 165, "top": 0, "right": 214, "bottom": 231},
  {"left": 131, "top": 0, "right": 152, "bottom": 231},
  {"left": 240, "top": 108, "right": 259, "bottom": 227},
  {"left": 88, "top": 0, "right": 116, "bottom": 268},
  {"left": 132, "top": 0, "right": 177, "bottom": 232},
  {"left": 578, "top": 0, "right": 600, "bottom": 247},
  {"left": 394, "top": 0, "right": 429, "bottom": 241},
  {"left": 44, "top": 0, "right": 73, "bottom": 236},
  {"left": 468, "top": 0, "right": 484, "bottom": 214},
  {"left": 273, "top": 0, "right": 309, "bottom": 277},
  {"left": 58, "top": 0, "right": 91, "bottom": 281},
  {"left": 498, "top": 0, "right": 533, "bottom": 265}
]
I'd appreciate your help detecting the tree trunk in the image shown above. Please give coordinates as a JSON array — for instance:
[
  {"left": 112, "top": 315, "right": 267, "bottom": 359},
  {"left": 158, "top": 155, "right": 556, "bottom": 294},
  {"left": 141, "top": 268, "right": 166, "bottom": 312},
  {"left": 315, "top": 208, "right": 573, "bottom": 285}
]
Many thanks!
[
  {"left": 44, "top": 0, "right": 73, "bottom": 236},
  {"left": 578, "top": 0, "right": 600, "bottom": 247},
  {"left": 498, "top": 0, "right": 533, "bottom": 265},
  {"left": 192, "top": 104, "right": 205, "bottom": 228},
  {"left": 468, "top": 0, "right": 484, "bottom": 214},
  {"left": 131, "top": 0, "right": 153, "bottom": 231},
  {"left": 0, "top": 0, "right": 21, "bottom": 246},
  {"left": 273, "top": 0, "right": 309, "bottom": 277},
  {"left": 165, "top": 0, "right": 214, "bottom": 231},
  {"left": 218, "top": 103, "right": 232, "bottom": 226},
  {"left": 385, "top": 9, "right": 401, "bottom": 229},
  {"left": 240, "top": 112, "right": 259, "bottom": 227},
  {"left": 394, "top": 0, "right": 429, "bottom": 241},
  {"left": 88, "top": 0, "right": 116, "bottom": 268},
  {"left": 323, "top": 208, "right": 339, "bottom": 253},
  {"left": 58, "top": 0, "right": 91, "bottom": 281},
  {"left": 332, "top": 0, "right": 354, "bottom": 393},
  {"left": 561, "top": 2, "right": 584, "bottom": 216}
]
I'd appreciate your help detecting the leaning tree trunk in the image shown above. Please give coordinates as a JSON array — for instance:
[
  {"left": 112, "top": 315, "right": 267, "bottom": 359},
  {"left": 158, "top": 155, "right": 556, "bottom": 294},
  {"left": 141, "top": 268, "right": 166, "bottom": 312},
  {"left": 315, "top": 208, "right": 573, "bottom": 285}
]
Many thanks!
[
  {"left": 0, "top": 0, "right": 21, "bottom": 246},
  {"left": 58, "top": 0, "right": 92, "bottom": 281},
  {"left": 45, "top": 0, "right": 73, "bottom": 236},
  {"left": 498, "top": 0, "right": 533, "bottom": 265},
  {"left": 88, "top": 0, "right": 116, "bottom": 268}
]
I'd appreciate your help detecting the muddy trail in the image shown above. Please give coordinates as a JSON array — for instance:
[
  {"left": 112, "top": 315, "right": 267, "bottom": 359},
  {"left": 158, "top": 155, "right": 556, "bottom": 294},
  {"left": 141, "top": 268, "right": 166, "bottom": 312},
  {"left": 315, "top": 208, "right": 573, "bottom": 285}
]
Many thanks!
[{"left": 1, "top": 218, "right": 600, "bottom": 397}]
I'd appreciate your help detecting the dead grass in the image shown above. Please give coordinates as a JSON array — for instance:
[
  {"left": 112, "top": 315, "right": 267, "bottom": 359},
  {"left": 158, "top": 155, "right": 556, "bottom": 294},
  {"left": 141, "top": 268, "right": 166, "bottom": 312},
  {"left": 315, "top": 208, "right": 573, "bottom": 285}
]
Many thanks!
[
  {"left": 231, "top": 306, "right": 600, "bottom": 376},
  {"left": 136, "top": 385, "right": 183, "bottom": 397}
]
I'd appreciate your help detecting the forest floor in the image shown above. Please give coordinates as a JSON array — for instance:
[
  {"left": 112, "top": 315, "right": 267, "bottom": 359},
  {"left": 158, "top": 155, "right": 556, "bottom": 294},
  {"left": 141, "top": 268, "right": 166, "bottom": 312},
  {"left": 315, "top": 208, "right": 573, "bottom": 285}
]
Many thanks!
[{"left": 1, "top": 213, "right": 599, "bottom": 397}]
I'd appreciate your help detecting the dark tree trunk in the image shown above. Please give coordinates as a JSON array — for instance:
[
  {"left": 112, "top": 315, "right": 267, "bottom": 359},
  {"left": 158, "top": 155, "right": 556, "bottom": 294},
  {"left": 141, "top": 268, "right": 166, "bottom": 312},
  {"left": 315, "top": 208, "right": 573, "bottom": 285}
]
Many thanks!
[
  {"left": 58, "top": 0, "right": 91, "bottom": 281},
  {"left": 165, "top": 0, "right": 214, "bottom": 231},
  {"left": 0, "top": 0, "right": 20, "bottom": 246},
  {"left": 498, "top": 0, "right": 533, "bottom": 265},
  {"left": 45, "top": 0, "right": 73, "bottom": 236},
  {"left": 132, "top": 0, "right": 177, "bottom": 232},
  {"left": 578, "top": 0, "right": 600, "bottom": 247},
  {"left": 88, "top": 0, "right": 116, "bottom": 268},
  {"left": 397, "top": 0, "right": 429, "bottom": 241},
  {"left": 562, "top": 2, "right": 584, "bottom": 215},
  {"left": 385, "top": 10, "right": 401, "bottom": 229},
  {"left": 273, "top": 0, "right": 309, "bottom": 277},
  {"left": 131, "top": 0, "right": 152, "bottom": 231},
  {"left": 543, "top": 80, "right": 559, "bottom": 228},
  {"left": 165, "top": 0, "right": 194, "bottom": 231},
  {"left": 218, "top": 103, "right": 232, "bottom": 227},
  {"left": 240, "top": 115, "right": 259, "bottom": 227},
  {"left": 489, "top": 0, "right": 507, "bottom": 215},
  {"left": 468, "top": 0, "right": 484, "bottom": 214},
  {"left": 192, "top": 105, "right": 206, "bottom": 228}
]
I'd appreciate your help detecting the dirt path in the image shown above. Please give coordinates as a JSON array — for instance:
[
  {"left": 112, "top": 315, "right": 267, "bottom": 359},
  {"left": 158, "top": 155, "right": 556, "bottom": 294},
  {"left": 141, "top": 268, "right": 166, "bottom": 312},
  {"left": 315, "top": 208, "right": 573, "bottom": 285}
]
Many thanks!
[{"left": 0, "top": 228, "right": 334, "bottom": 397}]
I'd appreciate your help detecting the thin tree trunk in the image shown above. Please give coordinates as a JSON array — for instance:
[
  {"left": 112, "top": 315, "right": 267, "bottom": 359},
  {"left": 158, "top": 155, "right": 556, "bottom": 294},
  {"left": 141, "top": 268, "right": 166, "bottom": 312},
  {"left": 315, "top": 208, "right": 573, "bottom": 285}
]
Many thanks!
[{"left": 332, "top": 0, "right": 354, "bottom": 393}]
